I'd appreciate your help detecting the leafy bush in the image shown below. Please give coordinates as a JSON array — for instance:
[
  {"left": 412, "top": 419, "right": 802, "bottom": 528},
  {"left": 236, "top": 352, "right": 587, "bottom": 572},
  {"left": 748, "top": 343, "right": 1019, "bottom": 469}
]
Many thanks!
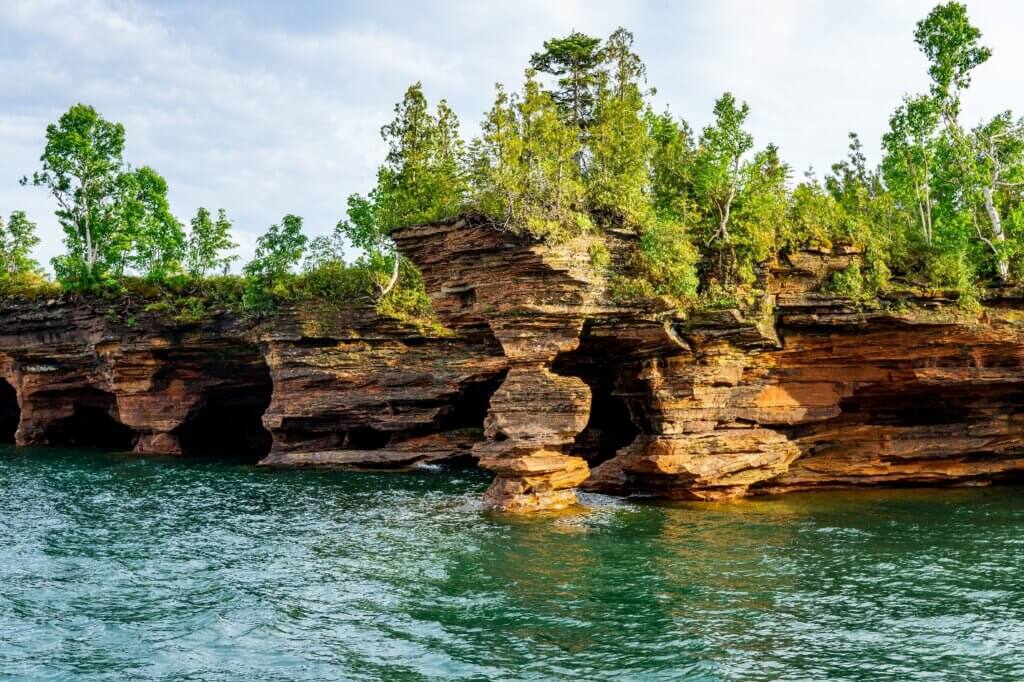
[
  {"left": 0, "top": 272, "right": 60, "bottom": 300},
  {"left": 825, "top": 262, "right": 866, "bottom": 299},
  {"left": 637, "top": 218, "right": 699, "bottom": 302},
  {"left": 588, "top": 241, "right": 611, "bottom": 270},
  {"left": 609, "top": 275, "right": 656, "bottom": 302}
]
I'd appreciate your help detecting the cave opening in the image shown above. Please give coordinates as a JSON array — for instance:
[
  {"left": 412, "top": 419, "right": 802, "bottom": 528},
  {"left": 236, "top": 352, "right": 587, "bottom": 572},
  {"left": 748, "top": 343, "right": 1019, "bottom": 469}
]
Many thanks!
[
  {"left": 343, "top": 426, "right": 392, "bottom": 450},
  {"left": 44, "top": 388, "right": 136, "bottom": 449},
  {"left": 175, "top": 379, "right": 274, "bottom": 462},
  {"left": 438, "top": 370, "right": 509, "bottom": 434},
  {"left": 552, "top": 334, "right": 639, "bottom": 466},
  {"left": 426, "top": 369, "right": 509, "bottom": 466},
  {"left": 0, "top": 379, "right": 19, "bottom": 443},
  {"left": 837, "top": 383, "right": 1024, "bottom": 427},
  {"left": 784, "top": 382, "right": 1024, "bottom": 474}
]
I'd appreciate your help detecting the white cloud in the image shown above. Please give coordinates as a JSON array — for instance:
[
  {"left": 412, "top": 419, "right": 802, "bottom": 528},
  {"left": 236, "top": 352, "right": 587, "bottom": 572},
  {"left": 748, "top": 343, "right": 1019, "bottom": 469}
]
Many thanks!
[{"left": 2, "top": 0, "right": 1024, "bottom": 270}]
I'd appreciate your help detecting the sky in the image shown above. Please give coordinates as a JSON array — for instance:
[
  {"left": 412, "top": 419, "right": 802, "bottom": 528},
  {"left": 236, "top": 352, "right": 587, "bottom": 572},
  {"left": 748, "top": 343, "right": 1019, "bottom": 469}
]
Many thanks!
[{"left": 2, "top": 0, "right": 1024, "bottom": 268}]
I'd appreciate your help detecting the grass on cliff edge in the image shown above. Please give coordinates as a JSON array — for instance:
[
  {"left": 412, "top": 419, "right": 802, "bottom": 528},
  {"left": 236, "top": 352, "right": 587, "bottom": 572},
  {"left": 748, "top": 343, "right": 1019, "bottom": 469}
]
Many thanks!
[{"left": 0, "top": 260, "right": 442, "bottom": 332}]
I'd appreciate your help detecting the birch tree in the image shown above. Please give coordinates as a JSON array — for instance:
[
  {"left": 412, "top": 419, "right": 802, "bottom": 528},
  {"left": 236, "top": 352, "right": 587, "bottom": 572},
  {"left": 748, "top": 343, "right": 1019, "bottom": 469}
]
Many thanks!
[
  {"left": 695, "top": 93, "right": 753, "bottom": 245},
  {"left": 22, "top": 104, "right": 126, "bottom": 285},
  {"left": 914, "top": 1, "right": 1014, "bottom": 281},
  {"left": 971, "top": 113, "right": 1024, "bottom": 280},
  {"left": 882, "top": 96, "right": 940, "bottom": 247}
]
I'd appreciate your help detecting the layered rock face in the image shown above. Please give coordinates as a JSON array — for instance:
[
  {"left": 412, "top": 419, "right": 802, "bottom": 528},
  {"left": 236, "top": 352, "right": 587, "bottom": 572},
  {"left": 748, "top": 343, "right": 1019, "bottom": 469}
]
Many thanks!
[
  {"left": 256, "top": 305, "right": 506, "bottom": 468},
  {"left": 0, "top": 302, "right": 270, "bottom": 455},
  {"left": 0, "top": 299, "right": 506, "bottom": 468},
  {"left": 393, "top": 219, "right": 682, "bottom": 511},
  {"left": 394, "top": 221, "right": 597, "bottom": 510},
  {"left": 5, "top": 219, "right": 1024, "bottom": 512},
  {"left": 396, "top": 218, "right": 1024, "bottom": 509}
]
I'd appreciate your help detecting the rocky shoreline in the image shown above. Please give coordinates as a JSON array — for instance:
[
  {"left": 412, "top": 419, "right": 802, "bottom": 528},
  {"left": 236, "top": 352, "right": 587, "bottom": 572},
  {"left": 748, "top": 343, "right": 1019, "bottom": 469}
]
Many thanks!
[{"left": 3, "top": 216, "right": 1024, "bottom": 511}]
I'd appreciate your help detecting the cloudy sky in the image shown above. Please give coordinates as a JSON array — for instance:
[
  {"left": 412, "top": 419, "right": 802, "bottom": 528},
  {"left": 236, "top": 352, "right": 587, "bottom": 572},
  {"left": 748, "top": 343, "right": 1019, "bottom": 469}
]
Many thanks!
[{"left": 2, "top": 0, "right": 1023, "bottom": 267}]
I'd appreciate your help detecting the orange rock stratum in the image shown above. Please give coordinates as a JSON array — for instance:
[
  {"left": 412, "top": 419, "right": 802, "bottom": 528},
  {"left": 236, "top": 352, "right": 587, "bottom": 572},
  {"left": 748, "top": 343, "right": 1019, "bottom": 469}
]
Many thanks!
[{"left": 4, "top": 217, "right": 1024, "bottom": 511}]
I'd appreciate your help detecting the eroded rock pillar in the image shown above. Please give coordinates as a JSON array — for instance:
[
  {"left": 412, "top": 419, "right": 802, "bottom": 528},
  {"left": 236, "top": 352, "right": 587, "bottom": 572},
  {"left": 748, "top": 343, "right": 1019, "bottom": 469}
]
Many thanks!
[{"left": 474, "top": 318, "right": 592, "bottom": 511}]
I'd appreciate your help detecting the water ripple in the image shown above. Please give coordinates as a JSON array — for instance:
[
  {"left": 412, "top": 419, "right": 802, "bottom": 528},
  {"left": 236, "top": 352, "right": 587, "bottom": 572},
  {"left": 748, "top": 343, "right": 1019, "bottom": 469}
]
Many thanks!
[{"left": 2, "top": 446, "right": 1024, "bottom": 680}]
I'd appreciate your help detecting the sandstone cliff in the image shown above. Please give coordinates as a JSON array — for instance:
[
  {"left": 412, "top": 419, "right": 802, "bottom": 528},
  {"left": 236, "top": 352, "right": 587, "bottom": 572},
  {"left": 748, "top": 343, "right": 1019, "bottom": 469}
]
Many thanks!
[
  {"left": 394, "top": 217, "right": 1024, "bottom": 509},
  {"left": 0, "top": 297, "right": 506, "bottom": 469},
  {"left": 3, "top": 217, "right": 1024, "bottom": 512}
]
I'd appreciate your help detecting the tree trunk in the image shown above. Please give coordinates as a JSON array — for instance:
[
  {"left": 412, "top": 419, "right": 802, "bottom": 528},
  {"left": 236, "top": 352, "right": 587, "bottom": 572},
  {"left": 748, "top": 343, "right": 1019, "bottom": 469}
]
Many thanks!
[
  {"left": 983, "top": 186, "right": 1010, "bottom": 283},
  {"left": 719, "top": 186, "right": 735, "bottom": 240},
  {"left": 84, "top": 216, "right": 94, "bottom": 276},
  {"left": 377, "top": 254, "right": 401, "bottom": 301}
]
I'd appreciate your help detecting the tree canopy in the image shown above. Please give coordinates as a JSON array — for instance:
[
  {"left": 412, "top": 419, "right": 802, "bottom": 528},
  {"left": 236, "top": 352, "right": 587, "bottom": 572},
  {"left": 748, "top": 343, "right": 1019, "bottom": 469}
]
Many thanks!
[{"left": 12, "top": 5, "right": 1024, "bottom": 316}]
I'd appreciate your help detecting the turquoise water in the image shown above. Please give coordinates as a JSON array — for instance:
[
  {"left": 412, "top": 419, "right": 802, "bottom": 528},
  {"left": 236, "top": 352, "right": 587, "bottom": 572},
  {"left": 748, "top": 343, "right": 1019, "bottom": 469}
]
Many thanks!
[{"left": 2, "top": 446, "right": 1024, "bottom": 680}]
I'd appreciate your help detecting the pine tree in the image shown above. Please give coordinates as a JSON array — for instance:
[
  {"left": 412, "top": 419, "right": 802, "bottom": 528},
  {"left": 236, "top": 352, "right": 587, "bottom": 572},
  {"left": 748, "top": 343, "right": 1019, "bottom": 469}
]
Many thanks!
[
  {"left": 587, "top": 28, "right": 652, "bottom": 226},
  {"left": 375, "top": 82, "right": 467, "bottom": 232},
  {"left": 529, "top": 31, "right": 603, "bottom": 133}
]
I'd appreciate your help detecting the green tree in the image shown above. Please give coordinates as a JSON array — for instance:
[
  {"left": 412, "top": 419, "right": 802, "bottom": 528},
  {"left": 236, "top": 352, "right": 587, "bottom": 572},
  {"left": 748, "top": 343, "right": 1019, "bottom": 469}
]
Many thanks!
[
  {"left": 637, "top": 218, "right": 699, "bottom": 301},
  {"left": 695, "top": 93, "right": 754, "bottom": 246},
  {"left": 303, "top": 228, "right": 346, "bottom": 273},
  {"left": 469, "top": 71, "right": 589, "bottom": 240},
  {"left": 519, "top": 71, "right": 589, "bottom": 238},
  {"left": 914, "top": 1, "right": 991, "bottom": 128},
  {"left": 971, "top": 112, "right": 1024, "bottom": 281},
  {"left": 335, "top": 192, "right": 406, "bottom": 299},
  {"left": 375, "top": 83, "right": 467, "bottom": 232},
  {"left": 22, "top": 104, "right": 127, "bottom": 285},
  {"left": 0, "top": 211, "right": 42, "bottom": 279},
  {"left": 587, "top": 28, "right": 652, "bottom": 225},
  {"left": 244, "top": 214, "right": 308, "bottom": 282},
  {"left": 22, "top": 104, "right": 188, "bottom": 285},
  {"left": 334, "top": 84, "right": 468, "bottom": 300},
  {"left": 882, "top": 96, "right": 941, "bottom": 247},
  {"left": 827, "top": 133, "right": 879, "bottom": 215},
  {"left": 186, "top": 208, "right": 238, "bottom": 277},
  {"left": 731, "top": 144, "right": 790, "bottom": 283},
  {"left": 786, "top": 177, "right": 845, "bottom": 250},
  {"left": 647, "top": 108, "right": 697, "bottom": 223},
  {"left": 913, "top": 1, "right": 1014, "bottom": 282},
  {"left": 116, "top": 166, "right": 184, "bottom": 280},
  {"left": 826, "top": 134, "right": 902, "bottom": 283},
  {"left": 469, "top": 84, "right": 525, "bottom": 224},
  {"left": 529, "top": 31, "right": 603, "bottom": 134}
]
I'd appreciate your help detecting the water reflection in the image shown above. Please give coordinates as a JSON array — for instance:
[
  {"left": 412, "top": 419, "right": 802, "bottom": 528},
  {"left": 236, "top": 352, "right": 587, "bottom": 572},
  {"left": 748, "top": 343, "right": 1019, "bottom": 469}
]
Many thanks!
[{"left": 2, "top": 447, "right": 1024, "bottom": 680}]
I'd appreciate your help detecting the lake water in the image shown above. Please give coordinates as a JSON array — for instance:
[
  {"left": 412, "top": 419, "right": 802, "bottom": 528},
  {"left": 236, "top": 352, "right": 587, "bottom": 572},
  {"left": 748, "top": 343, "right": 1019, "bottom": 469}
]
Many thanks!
[{"left": 2, "top": 445, "right": 1024, "bottom": 680}]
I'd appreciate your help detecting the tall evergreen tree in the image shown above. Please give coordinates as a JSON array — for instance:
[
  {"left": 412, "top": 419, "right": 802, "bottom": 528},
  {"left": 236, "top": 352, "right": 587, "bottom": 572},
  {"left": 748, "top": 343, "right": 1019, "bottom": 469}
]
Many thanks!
[
  {"left": 348, "top": 83, "right": 468, "bottom": 298},
  {"left": 469, "top": 72, "right": 588, "bottom": 239},
  {"left": 587, "top": 28, "right": 652, "bottom": 225},
  {"left": 375, "top": 82, "right": 467, "bottom": 232},
  {"left": 529, "top": 31, "right": 603, "bottom": 134},
  {"left": 647, "top": 109, "right": 698, "bottom": 223}
]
